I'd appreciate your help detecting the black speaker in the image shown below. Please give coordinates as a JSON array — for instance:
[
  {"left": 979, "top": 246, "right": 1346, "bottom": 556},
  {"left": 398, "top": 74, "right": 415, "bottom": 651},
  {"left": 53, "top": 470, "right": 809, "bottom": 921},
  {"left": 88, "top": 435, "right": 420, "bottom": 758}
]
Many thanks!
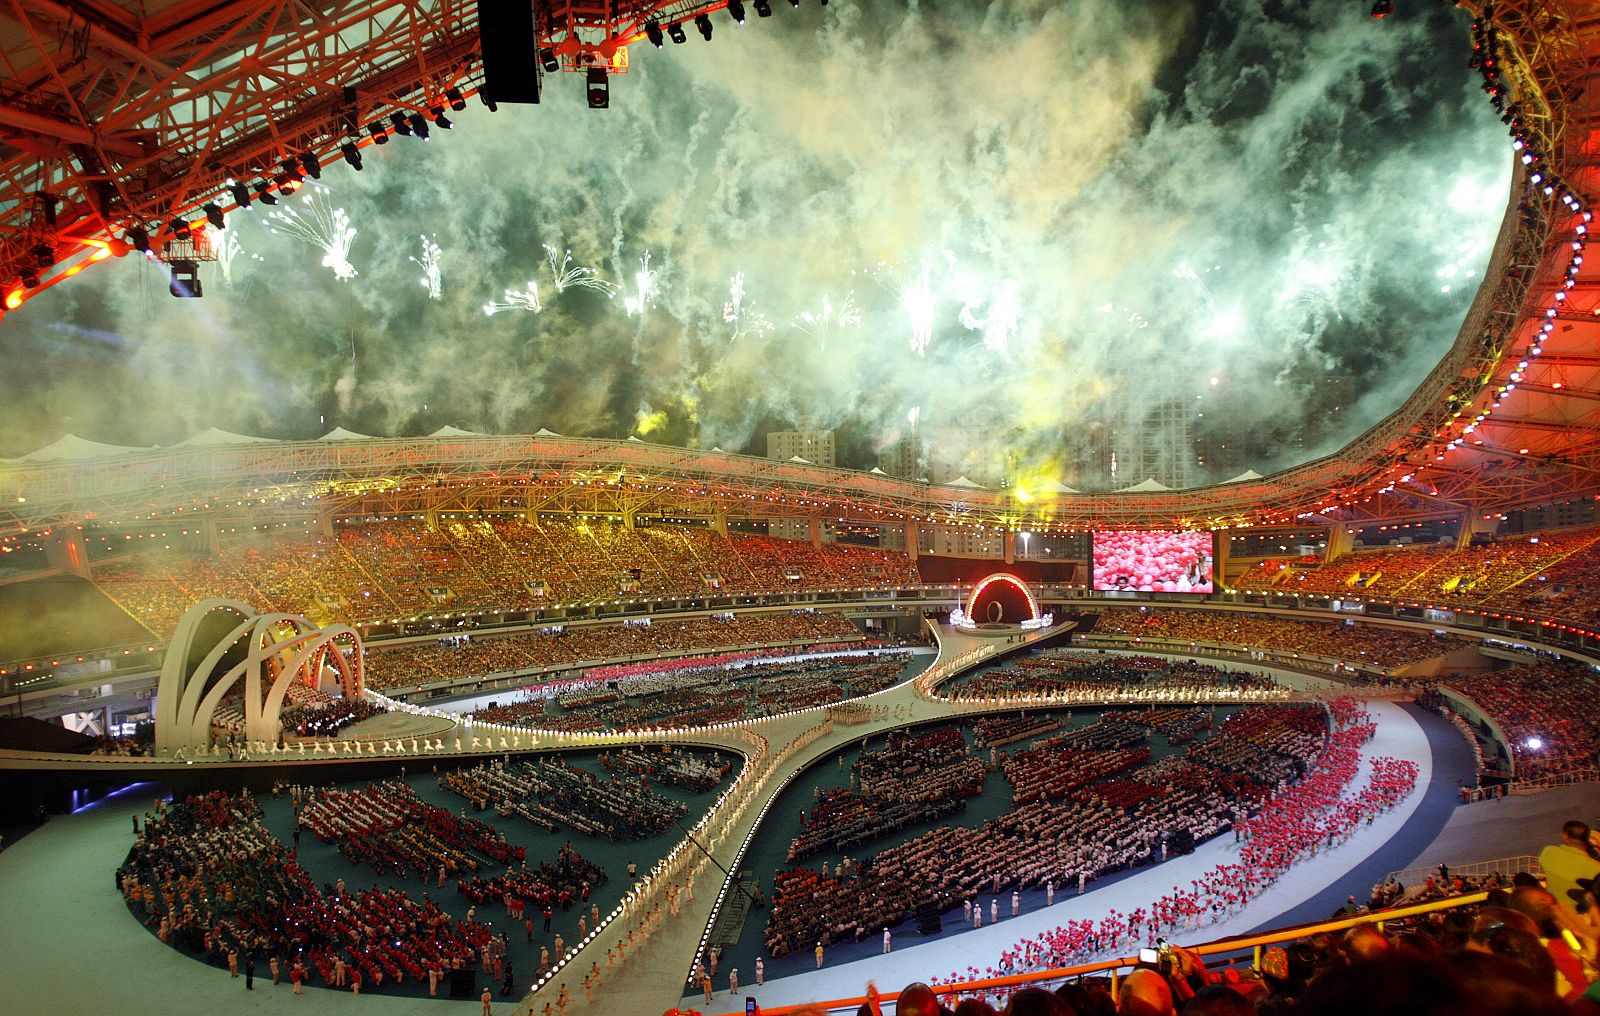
[
  {"left": 915, "top": 901, "right": 941, "bottom": 935},
  {"left": 168, "top": 259, "right": 201, "bottom": 298},
  {"left": 477, "top": 0, "right": 540, "bottom": 104},
  {"left": 450, "top": 969, "right": 477, "bottom": 998}
]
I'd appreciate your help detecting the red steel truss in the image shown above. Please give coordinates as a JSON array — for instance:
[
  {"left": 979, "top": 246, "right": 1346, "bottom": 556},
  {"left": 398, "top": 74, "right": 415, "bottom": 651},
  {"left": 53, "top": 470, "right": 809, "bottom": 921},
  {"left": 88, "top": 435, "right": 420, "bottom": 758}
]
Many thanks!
[{"left": 0, "top": 0, "right": 735, "bottom": 311}]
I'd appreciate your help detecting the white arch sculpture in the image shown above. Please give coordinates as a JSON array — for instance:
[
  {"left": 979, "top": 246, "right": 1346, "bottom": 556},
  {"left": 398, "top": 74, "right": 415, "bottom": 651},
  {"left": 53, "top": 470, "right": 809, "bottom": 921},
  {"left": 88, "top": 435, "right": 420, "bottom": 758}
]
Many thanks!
[{"left": 155, "top": 599, "right": 364, "bottom": 753}]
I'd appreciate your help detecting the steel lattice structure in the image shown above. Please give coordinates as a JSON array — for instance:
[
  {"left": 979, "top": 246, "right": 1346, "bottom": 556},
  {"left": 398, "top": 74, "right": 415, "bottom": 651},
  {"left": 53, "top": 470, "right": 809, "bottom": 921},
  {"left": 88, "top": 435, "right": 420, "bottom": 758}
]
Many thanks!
[
  {"left": 1, "top": 1, "right": 1599, "bottom": 538},
  {"left": 0, "top": 0, "right": 738, "bottom": 309}
]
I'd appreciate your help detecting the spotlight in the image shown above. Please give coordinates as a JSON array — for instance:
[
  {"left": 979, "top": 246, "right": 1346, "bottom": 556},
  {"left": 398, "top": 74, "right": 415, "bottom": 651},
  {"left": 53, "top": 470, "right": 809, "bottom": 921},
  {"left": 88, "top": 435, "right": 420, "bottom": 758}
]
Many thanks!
[
  {"left": 695, "top": 13, "right": 712, "bottom": 39},
  {"left": 728, "top": 0, "right": 745, "bottom": 22},
  {"left": 539, "top": 48, "right": 560, "bottom": 73},
  {"left": 369, "top": 123, "right": 389, "bottom": 145},
  {"left": 410, "top": 112, "right": 429, "bottom": 138},
  {"left": 202, "top": 202, "right": 226, "bottom": 230},
  {"left": 480, "top": 91, "right": 498, "bottom": 112},
  {"left": 125, "top": 226, "right": 150, "bottom": 254},
  {"left": 169, "top": 217, "right": 191, "bottom": 241},
  {"left": 446, "top": 87, "right": 466, "bottom": 111},
  {"left": 1370, "top": 0, "right": 1394, "bottom": 17},
  {"left": 256, "top": 184, "right": 278, "bottom": 206},
  {"left": 298, "top": 150, "right": 322, "bottom": 179},
  {"left": 340, "top": 142, "right": 363, "bottom": 170},
  {"left": 20, "top": 267, "right": 40, "bottom": 288},
  {"left": 788, "top": 0, "right": 799, "bottom": 6},
  {"left": 431, "top": 106, "right": 452, "bottom": 129},
  {"left": 587, "top": 67, "right": 609, "bottom": 109},
  {"left": 667, "top": 21, "right": 686, "bottom": 43},
  {"left": 391, "top": 111, "right": 413, "bottom": 136},
  {"left": 754, "top": 0, "right": 771, "bottom": 15},
  {"left": 280, "top": 157, "right": 303, "bottom": 182},
  {"left": 229, "top": 182, "right": 251, "bottom": 209},
  {"left": 646, "top": 20, "right": 663, "bottom": 47}
]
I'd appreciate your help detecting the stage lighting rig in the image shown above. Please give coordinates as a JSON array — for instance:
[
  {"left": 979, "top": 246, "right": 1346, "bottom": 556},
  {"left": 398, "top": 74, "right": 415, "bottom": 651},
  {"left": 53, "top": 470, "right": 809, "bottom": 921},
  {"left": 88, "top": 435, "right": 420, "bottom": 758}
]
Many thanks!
[
  {"left": 202, "top": 203, "right": 226, "bottom": 229},
  {"left": 755, "top": 0, "right": 772, "bottom": 15},
  {"left": 646, "top": 20, "right": 664, "bottom": 47},
  {"left": 125, "top": 227, "right": 150, "bottom": 254},
  {"left": 728, "top": 0, "right": 746, "bottom": 23},
  {"left": 169, "top": 217, "right": 191, "bottom": 241},
  {"left": 410, "top": 112, "right": 430, "bottom": 138},
  {"left": 539, "top": 48, "right": 560, "bottom": 73},
  {"left": 588, "top": 68, "right": 610, "bottom": 108},
  {"left": 340, "top": 143, "right": 363, "bottom": 170},
  {"left": 369, "top": 123, "right": 389, "bottom": 145},
  {"left": 696, "top": 13, "right": 713, "bottom": 39},
  {"left": 229, "top": 183, "right": 251, "bottom": 209},
  {"left": 446, "top": 87, "right": 467, "bottom": 111},
  {"left": 668, "top": 21, "right": 687, "bottom": 43},
  {"left": 255, "top": 184, "right": 279, "bottom": 206},
  {"left": 431, "top": 106, "right": 452, "bottom": 129},
  {"left": 298, "top": 151, "right": 322, "bottom": 179},
  {"left": 391, "top": 111, "right": 413, "bottom": 136}
]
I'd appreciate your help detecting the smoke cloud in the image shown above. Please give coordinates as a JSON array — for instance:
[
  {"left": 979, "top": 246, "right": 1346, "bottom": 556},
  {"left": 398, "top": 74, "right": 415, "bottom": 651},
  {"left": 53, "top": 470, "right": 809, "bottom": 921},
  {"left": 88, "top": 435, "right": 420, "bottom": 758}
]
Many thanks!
[{"left": 0, "top": 0, "right": 1508, "bottom": 490}]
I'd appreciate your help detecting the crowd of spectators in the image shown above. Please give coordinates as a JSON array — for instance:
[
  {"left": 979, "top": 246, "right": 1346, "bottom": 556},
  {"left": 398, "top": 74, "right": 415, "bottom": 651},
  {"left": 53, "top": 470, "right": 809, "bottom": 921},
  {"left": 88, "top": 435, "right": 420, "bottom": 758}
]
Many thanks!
[
  {"left": 1434, "top": 661, "right": 1600, "bottom": 779},
  {"left": 118, "top": 790, "right": 493, "bottom": 996},
  {"left": 279, "top": 696, "right": 387, "bottom": 740},
  {"left": 1093, "top": 609, "right": 1460, "bottom": 669},
  {"left": 1239, "top": 524, "right": 1600, "bottom": 625},
  {"left": 762, "top": 703, "right": 1356, "bottom": 960},
  {"left": 361, "top": 612, "right": 871, "bottom": 691},
  {"left": 89, "top": 516, "right": 923, "bottom": 636}
]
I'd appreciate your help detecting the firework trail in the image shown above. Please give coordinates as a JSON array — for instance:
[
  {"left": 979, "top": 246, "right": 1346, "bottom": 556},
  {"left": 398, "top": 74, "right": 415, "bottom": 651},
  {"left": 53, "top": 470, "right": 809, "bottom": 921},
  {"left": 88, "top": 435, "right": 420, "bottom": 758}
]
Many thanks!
[
  {"left": 544, "top": 244, "right": 616, "bottom": 295},
  {"left": 266, "top": 187, "right": 359, "bottom": 281},
  {"left": 482, "top": 282, "right": 542, "bottom": 316},
  {"left": 723, "top": 272, "right": 774, "bottom": 341},
  {"left": 623, "top": 251, "right": 657, "bottom": 318},
  {"left": 207, "top": 225, "right": 263, "bottom": 289},
  {"left": 410, "top": 235, "right": 443, "bottom": 300},
  {"left": 902, "top": 263, "right": 936, "bottom": 356},
  {"left": 793, "top": 291, "right": 861, "bottom": 348}
]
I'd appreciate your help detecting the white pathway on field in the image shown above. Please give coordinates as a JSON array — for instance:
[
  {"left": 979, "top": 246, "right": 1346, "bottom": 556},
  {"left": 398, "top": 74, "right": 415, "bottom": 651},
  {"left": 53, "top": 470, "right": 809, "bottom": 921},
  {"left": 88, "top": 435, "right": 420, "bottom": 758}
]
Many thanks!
[{"left": 709, "top": 700, "right": 1432, "bottom": 1014}]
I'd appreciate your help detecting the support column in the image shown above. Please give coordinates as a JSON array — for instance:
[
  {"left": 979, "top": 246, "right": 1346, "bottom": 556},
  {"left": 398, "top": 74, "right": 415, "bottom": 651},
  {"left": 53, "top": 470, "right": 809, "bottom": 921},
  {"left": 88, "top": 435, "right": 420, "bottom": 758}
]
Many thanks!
[
  {"left": 808, "top": 517, "right": 823, "bottom": 549},
  {"left": 1459, "top": 510, "right": 1497, "bottom": 550},
  {"left": 202, "top": 518, "right": 221, "bottom": 555},
  {"left": 44, "top": 527, "right": 91, "bottom": 578},
  {"left": 1212, "top": 530, "right": 1229, "bottom": 585},
  {"left": 710, "top": 514, "right": 728, "bottom": 537},
  {"left": 904, "top": 521, "right": 920, "bottom": 562},
  {"left": 1325, "top": 524, "right": 1355, "bottom": 562},
  {"left": 1003, "top": 530, "right": 1015, "bottom": 564},
  {"left": 319, "top": 508, "right": 336, "bottom": 539}
]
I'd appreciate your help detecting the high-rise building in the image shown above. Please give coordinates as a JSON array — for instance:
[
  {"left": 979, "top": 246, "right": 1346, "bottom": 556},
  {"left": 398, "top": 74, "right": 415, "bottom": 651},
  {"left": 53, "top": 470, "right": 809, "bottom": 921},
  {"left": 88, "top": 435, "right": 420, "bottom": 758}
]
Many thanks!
[{"left": 766, "top": 425, "right": 836, "bottom": 467}]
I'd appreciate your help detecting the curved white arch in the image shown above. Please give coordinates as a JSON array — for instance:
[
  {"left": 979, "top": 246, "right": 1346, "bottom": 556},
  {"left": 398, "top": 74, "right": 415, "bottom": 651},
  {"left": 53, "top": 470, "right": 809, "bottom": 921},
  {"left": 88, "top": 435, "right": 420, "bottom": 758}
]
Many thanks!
[{"left": 155, "top": 599, "right": 364, "bottom": 752}]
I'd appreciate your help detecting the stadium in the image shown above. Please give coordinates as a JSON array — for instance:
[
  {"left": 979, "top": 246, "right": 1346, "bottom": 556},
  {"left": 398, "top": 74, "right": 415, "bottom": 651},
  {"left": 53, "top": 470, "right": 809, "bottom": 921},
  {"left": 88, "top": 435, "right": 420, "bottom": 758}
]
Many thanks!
[{"left": 1, "top": 1, "right": 1599, "bottom": 1015}]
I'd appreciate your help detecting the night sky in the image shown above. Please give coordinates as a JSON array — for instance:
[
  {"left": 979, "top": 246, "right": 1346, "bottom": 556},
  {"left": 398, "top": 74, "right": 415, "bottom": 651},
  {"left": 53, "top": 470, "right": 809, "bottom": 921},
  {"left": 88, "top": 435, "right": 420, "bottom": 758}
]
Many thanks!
[{"left": 0, "top": 0, "right": 1508, "bottom": 488}]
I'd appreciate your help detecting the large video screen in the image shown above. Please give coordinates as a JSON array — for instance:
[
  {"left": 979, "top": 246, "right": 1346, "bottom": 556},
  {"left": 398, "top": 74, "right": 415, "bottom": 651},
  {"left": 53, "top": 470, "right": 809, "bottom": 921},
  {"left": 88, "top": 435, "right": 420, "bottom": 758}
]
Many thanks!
[{"left": 1093, "top": 530, "right": 1215, "bottom": 593}]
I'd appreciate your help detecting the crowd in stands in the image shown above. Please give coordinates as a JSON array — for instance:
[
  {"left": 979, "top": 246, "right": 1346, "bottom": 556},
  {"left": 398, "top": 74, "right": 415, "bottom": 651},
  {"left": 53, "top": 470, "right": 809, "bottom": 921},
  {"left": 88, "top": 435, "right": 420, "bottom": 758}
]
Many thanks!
[
  {"left": 1093, "top": 609, "right": 1459, "bottom": 669},
  {"left": 89, "top": 516, "right": 922, "bottom": 637},
  {"left": 362, "top": 612, "right": 871, "bottom": 691},
  {"left": 455, "top": 840, "right": 605, "bottom": 916},
  {"left": 440, "top": 756, "right": 705, "bottom": 840},
  {"left": 468, "top": 651, "right": 910, "bottom": 732},
  {"left": 1433, "top": 661, "right": 1600, "bottom": 779},
  {"left": 950, "top": 653, "right": 1286, "bottom": 702},
  {"left": 762, "top": 703, "right": 1360, "bottom": 960},
  {"left": 295, "top": 780, "right": 521, "bottom": 878},
  {"left": 118, "top": 790, "right": 493, "bottom": 996},
  {"left": 1240, "top": 523, "right": 1600, "bottom": 627}
]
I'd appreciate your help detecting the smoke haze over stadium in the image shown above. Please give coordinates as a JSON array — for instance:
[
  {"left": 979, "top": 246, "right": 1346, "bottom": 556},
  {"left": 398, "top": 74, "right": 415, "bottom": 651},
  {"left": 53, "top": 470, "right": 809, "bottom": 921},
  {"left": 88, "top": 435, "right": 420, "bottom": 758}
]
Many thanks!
[{"left": 0, "top": 0, "right": 1508, "bottom": 488}]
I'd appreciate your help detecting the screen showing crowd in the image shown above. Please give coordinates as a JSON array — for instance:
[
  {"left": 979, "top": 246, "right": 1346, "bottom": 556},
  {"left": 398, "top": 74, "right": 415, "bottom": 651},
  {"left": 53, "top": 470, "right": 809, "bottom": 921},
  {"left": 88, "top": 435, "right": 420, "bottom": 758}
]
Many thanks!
[{"left": 1093, "top": 530, "right": 1215, "bottom": 593}]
